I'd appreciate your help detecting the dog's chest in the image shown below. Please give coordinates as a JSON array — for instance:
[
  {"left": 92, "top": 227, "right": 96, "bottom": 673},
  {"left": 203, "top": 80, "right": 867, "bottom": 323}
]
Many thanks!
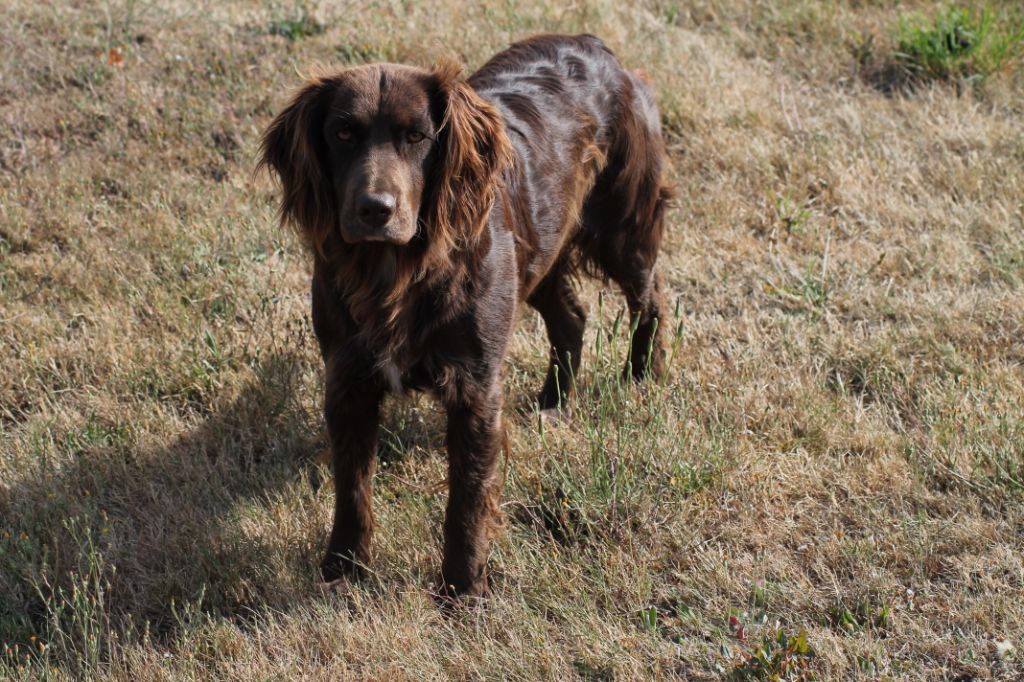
[
  {"left": 376, "top": 352, "right": 451, "bottom": 395},
  {"left": 380, "top": 359, "right": 405, "bottom": 394},
  {"left": 373, "top": 330, "right": 470, "bottom": 401},
  {"left": 357, "top": 285, "right": 478, "bottom": 399}
]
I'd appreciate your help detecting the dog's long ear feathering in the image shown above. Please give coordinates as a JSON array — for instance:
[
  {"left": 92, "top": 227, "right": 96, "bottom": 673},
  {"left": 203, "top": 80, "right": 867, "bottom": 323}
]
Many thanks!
[
  {"left": 427, "top": 60, "right": 514, "bottom": 264},
  {"left": 258, "top": 76, "right": 335, "bottom": 256}
]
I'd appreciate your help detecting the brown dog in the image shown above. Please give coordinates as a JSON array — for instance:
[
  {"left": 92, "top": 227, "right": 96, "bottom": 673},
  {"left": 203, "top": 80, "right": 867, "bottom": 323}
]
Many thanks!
[{"left": 259, "top": 34, "right": 670, "bottom": 598}]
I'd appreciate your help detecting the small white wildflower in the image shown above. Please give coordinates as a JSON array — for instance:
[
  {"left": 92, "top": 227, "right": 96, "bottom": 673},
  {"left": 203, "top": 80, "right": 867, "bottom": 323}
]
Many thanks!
[{"left": 994, "top": 640, "right": 1015, "bottom": 659}]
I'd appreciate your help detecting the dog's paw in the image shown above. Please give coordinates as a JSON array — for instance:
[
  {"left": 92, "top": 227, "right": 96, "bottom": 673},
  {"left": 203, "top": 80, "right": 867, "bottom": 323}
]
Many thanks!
[
  {"left": 538, "top": 406, "right": 571, "bottom": 427},
  {"left": 539, "top": 407, "right": 560, "bottom": 424},
  {"left": 317, "top": 576, "right": 349, "bottom": 593},
  {"left": 320, "top": 552, "right": 365, "bottom": 584},
  {"left": 433, "top": 577, "right": 489, "bottom": 610}
]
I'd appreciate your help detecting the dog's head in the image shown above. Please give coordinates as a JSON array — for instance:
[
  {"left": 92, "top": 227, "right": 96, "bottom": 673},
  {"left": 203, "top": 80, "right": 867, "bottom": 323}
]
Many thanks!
[{"left": 259, "top": 61, "right": 511, "bottom": 258}]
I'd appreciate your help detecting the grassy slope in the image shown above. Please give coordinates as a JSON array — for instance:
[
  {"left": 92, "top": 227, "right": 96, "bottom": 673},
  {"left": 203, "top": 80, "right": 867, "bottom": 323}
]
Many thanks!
[{"left": 1, "top": 1, "right": 1022, "bottom": 679}]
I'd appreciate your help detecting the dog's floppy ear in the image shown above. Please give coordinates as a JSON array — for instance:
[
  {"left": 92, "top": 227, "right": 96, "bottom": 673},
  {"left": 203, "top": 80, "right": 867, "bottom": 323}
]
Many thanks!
[
  {"left": 427, "top": 60, "right": 513, "bottom": 259},
  {"left": 258, "top": 76, "right": 336, "bottom": 255}
]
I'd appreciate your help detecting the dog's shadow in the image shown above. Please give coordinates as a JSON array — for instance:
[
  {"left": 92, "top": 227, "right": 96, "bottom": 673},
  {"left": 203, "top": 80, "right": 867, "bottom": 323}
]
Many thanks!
[
  {"left": 0, "top": 353, "right": 364, "bottom": 650},
  {"left": 0, "top": 351, "right": 553, "bottom": 656}
]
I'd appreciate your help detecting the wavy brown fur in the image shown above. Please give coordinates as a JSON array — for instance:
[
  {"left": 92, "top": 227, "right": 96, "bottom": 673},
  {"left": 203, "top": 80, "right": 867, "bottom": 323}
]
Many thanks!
[
  {"left": 426, "top": 59, "right": 515, "bottom": 268},
  {"left": 258, "top": 34, "right": 671, "bottom": 598}
]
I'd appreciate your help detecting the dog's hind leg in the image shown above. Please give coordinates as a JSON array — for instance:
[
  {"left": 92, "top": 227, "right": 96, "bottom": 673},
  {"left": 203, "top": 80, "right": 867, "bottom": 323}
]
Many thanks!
[
  {"left": 527, "top": 262, "right": 587, "bottom": 411},
  {"left": 579, "top": 71, "right": 671, "bottom": 382},
  {"left": 596, "top": 226, "right": 668, "bottom": 382}
]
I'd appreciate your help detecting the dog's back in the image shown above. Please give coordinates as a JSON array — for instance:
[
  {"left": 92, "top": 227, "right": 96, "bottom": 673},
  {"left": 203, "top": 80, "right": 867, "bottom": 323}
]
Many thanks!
[
  {"left": 469, "top": 35, "right": 670, "bottom": 305},
  {"left": 468, "top": 35, "right": 671, "bottom": 399}
]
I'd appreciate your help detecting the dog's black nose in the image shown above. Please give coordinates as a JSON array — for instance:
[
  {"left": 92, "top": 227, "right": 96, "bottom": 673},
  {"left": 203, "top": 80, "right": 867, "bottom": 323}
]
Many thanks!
[{"left": 356, "top": 193, "right": 396, "bottom": 228}]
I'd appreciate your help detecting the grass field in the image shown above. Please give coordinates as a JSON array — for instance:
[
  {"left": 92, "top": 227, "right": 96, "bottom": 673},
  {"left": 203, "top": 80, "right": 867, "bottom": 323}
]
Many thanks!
[{"left": 1, "top": 1, "right": 1022, "bottom": 679}]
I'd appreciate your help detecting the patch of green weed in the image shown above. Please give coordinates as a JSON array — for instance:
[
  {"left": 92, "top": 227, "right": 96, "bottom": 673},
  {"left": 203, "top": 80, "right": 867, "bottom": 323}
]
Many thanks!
[
  {"left": 894, "top": 5, "right": 1024, "bottom": 84},
  {"left": 827, "top": 595, "right": 892, "bottom": 635},
  {"left": 267, "top": 2, "right": 324, "bottom": 41},
  {"left": 727, "top": 627, "right": 816, "bottom": 681}
]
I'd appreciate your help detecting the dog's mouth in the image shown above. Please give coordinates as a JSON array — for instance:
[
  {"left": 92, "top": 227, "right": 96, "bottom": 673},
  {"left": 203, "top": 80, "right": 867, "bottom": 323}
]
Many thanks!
[{"left": 339, "top": 221, "right": 416, "bottom": 245}]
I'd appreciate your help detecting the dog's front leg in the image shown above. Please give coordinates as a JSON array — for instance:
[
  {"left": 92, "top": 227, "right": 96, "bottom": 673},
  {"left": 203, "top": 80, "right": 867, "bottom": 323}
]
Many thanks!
[
  {"left": 320, "top": 354, "right": 384, "bottom": 583},
  {"left": 440, "top": 383, "right": 504, "bottom": 598}
]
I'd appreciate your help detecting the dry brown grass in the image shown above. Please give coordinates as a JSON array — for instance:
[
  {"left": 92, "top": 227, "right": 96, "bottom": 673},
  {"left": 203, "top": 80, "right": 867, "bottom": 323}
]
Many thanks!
[{"left": 2, "top": 1, "right": 1022, "bottom": 679}]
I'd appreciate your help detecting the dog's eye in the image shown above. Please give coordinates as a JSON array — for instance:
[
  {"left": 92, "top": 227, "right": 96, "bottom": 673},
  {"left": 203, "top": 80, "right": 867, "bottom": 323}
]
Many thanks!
[
  {"left": 406, "top": 130, "right": 426, "bottom": 144},
  {"left": 336, "top": 126, "right": 355, "bottom": 142}
]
